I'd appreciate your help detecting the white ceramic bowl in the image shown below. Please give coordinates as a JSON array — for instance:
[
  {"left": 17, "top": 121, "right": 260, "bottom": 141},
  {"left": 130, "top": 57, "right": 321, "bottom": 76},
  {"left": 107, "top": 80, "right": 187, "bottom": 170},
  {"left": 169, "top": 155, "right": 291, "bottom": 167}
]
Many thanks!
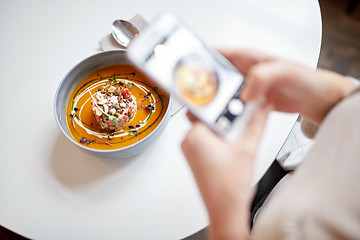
[{"left": 54, "top": 50, "right": 171, "bottom": 158}]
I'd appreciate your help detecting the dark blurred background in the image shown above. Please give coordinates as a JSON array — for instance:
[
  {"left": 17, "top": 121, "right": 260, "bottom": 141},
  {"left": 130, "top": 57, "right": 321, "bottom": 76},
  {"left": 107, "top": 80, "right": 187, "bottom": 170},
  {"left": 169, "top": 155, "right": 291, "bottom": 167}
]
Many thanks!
[
  {"left": 318, "top": 0, "right": 360, "bottom": 79},
  {"left": 1, "top": 0, "right": 360, "bottom": 239}
]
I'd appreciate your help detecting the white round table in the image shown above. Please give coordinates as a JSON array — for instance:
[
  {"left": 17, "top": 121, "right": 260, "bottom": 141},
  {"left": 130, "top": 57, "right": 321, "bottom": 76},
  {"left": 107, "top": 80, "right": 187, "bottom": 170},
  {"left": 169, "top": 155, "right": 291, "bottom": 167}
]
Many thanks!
[{"left": 0, "top": 0, "right": 321, "bottom": 239}]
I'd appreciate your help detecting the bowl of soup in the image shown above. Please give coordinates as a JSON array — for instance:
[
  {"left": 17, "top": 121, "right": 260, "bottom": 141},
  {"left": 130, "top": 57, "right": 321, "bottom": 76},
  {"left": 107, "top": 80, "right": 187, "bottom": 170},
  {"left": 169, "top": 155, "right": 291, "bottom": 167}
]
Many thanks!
[{"left": 54, "top": 50, "right": 171, "bottom": 158}]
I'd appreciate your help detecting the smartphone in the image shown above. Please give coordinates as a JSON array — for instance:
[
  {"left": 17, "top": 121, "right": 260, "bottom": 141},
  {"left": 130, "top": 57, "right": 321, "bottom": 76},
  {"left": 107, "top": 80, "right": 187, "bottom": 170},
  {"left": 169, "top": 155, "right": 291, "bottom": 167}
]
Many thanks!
[{"left": 127, "top": 12, "right": 255, "bottom": 139}]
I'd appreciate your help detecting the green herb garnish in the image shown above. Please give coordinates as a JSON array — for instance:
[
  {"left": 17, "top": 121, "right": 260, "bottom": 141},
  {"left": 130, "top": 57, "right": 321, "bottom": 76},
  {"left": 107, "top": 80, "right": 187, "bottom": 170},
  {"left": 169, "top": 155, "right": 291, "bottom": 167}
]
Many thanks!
[
  {"left": 110, "top": 116, "right": 118, "bottom": 126},
  {"left": 146, "top": 111, "right": 153, "bottom": 121}
]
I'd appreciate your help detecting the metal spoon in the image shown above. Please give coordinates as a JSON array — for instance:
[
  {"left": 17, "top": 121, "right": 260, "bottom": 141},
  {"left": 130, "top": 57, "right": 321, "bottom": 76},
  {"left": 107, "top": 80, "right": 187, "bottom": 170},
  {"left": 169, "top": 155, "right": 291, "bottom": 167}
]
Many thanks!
[{"left": 111, "top": 20, "right": 139, "bottom": 48}]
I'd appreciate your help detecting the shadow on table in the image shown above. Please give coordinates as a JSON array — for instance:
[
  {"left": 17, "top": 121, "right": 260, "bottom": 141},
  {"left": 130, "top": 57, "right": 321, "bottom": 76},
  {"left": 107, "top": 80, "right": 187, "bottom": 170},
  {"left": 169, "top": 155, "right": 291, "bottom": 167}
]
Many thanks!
[{"left": 49, "top": 132, "right": 145, "bottom": 189}]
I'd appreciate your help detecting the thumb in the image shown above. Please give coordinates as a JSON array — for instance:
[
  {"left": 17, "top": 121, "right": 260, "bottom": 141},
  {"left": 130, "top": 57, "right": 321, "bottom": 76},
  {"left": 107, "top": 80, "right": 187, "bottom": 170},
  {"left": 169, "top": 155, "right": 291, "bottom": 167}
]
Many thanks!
[{"left": 236, "top": 103, "right": 272, "bottom": 154}]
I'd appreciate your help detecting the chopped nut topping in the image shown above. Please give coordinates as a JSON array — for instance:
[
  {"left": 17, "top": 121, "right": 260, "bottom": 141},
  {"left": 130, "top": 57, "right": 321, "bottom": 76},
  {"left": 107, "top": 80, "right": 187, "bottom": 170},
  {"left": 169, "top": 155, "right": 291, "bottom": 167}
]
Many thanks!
[
  {"left": 93, "top": 107, "right": 102, "bottom": 116},
  {"left": 109, "top": 108, "right": 116, "bottom": 115},
  {"left": 108, "top": 86, "right": 117, "bottom": 93}
]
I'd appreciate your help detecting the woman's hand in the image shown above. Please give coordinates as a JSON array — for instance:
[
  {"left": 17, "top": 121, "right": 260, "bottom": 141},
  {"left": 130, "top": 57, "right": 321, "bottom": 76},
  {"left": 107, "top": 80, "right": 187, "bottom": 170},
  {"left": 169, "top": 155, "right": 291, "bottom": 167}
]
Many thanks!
[
  {"left": 219, "top": 48, "right": 355, "bottom": 125},
  {"left": 182, "top": 103, "right": 272, "bottom": 239}
]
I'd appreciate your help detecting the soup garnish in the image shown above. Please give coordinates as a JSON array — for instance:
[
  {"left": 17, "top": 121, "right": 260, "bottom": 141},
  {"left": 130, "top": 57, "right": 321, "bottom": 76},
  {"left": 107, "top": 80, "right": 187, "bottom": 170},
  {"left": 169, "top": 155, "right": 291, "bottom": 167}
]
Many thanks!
[{"left": 90, "top": 77, "right": 137, "bottom": 132}]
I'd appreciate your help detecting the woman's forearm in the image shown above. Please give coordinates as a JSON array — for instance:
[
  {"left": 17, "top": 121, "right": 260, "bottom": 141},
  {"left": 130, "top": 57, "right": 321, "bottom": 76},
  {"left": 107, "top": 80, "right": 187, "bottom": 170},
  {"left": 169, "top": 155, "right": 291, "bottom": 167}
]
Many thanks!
[{"left": 207, "top": 195, "right": 251, "bottom": 240}]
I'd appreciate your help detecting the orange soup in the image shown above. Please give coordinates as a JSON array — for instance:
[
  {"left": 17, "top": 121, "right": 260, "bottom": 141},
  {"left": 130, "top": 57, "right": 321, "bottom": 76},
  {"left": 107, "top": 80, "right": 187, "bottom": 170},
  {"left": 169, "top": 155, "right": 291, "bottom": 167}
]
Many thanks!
[{"left": 66, "top": 65, "right": 169, "bottom": 150}]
